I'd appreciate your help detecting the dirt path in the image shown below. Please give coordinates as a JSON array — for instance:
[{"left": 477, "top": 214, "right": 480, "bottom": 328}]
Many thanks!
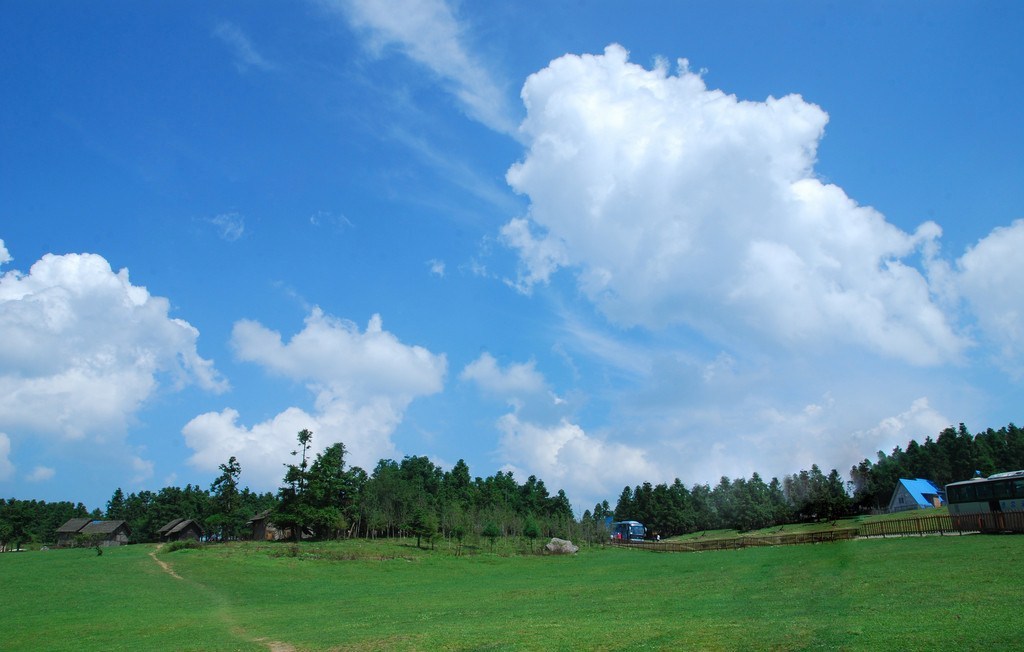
[
  {"left": 254, "top": 638, "right": 297, "bottom": 652},
  {"left": 148, "top": 544, "right": 298, "bottom": 651},
  {"left": 149, "top": 544, "right": 183, "bottom": 579}
]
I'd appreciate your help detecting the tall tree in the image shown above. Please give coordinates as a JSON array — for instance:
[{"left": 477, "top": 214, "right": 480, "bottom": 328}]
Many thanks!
[
  {"left": 106, "top": 488, "right": 126, "bottom": 520},
  {"left": 305, "top": 442, "right": 359, "bottom": 538},
  {"left": 210, "top": 456, "right": 244, "bottom": 540},
  {"left": 275, "top": 429, "right": 315, "bottom": 541}
]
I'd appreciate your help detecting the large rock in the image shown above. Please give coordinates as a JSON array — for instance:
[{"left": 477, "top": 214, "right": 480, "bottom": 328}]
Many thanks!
[{"left": 544, "top": 537, "right": 579, "bottom": 555}]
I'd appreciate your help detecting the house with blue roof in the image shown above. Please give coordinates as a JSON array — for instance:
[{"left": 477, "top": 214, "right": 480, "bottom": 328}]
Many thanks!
[{"left": 888, "top": 478, "right": 945, "bottom": 513}]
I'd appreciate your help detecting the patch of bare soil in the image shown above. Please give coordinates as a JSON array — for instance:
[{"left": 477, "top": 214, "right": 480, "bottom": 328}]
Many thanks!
[
  {"left": 149, "top": 543, "right": 183, "bottom": 580},
  {"left": 150, "top": 545, "right": 299, "bottom": 651},
  {"left": 255, "top": 639, "right": 298, "bottom": 652}
]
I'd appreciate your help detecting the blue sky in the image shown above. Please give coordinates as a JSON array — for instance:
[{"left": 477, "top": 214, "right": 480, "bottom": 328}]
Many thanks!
[{"left": 2, "top": 1, "right": 1022, "bottom": 513}]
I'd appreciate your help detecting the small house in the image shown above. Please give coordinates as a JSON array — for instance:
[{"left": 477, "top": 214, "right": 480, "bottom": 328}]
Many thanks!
[
  {"left": 247, "top": 510, "right": 310, "bottom": 541},
  {"left": 247, "top": 510, "right": 282, "bottom": 541},
  {"left": 79, "top": 520, "right": 131, "bottom": 546},
  {"left": 55, "top": 518, "right": 132, "bottom": 547},
  {"left": 158, "top": 518, "right": 204, "bottom": 542},
  {"left": 888, "top": 478, "right": 944, "bottom": 513},
  {"left": 55, "top": 518, "right": 93, "bottom": 547}
]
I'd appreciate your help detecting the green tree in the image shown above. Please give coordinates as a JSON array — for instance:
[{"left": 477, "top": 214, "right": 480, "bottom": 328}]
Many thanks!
[
  {"left": 0, "top": 518, "right": 13, "bottom": 552},
  {"left": 523, "top": 515, "right": 540, "bottom": 551},
  {"left": 482, "top": 521, "right": 501, "bottom": 550},
  {"left": 613, "top": 486, "right": 634, "bottom": 520},
  {"left": 210, "top": 456, "right": 243, "bottom": 540},
  {"left": 106, "top": 488, "right": 126, "bottom": 520},
  {"left": 306, "top": 442, "right": 360, "bottom": 539},
  {"left": 276, "top": 429, "right": 315, "bottom": 541},
  {"left": 451, "top": 523, "right": 467, "bottom": 556},
  {"left": 406, "top": 506, "right": 438, "bottom": 549}
]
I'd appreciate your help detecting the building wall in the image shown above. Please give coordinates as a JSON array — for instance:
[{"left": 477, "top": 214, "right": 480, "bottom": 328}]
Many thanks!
[
  {"left": 170, "top": 525, "right": 202, "bottom": 541},
  {"left": 889, "top": 484, "right": 920, "bottom": 513}
]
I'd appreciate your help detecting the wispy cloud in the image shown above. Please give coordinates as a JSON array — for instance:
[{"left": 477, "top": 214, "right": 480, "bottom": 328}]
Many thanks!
[
  {"left": 327, "top": 0, "right": 517, "bottom": 134},
  {"left": 213, "top": 21, "right": 277, "bottom": 73},
  {"left": 27, "top": 465, "right": 55, "bottom": 482},
  {"left": 210, "top": 212, "right": 245, "bottom": 242},
  {"left": 427, "top": 259, "right": 446, "bottom": 277},
  {"left": 0, "top": 434, "right": 13, "bottom": 481},
  {"left": 309, "top": 210, "right": 354, "bottom": 230}
]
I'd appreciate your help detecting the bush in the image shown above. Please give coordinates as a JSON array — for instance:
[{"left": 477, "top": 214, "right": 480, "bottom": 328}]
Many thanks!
[{"left": 164, "top": 539, "right": 202, "bottom": 553}]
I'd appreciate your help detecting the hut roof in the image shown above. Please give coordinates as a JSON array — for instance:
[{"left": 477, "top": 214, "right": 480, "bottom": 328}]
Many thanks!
[
  {"left": 247, "top": 510, "right": 271, "bottom": 525},
  {"left": 158, "top": 518, "right": 187, "bottom": 535},
  {"left": 56, "top": 518, "right": 92, "bottom": 534},
  {"left": 80, "top": 520, "right": 130, "bottom": 535},
  {"left": 168, "top": 519, "right": 203, "bottom": 535},
  {"left": 894, "top": 478, "right": 944, "bottom": 507}
]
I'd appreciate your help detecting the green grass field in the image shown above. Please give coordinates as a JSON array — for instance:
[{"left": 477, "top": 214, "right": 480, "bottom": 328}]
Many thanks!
[{"left": 3, "top": 534, "right": 1021, "bottom": 651}]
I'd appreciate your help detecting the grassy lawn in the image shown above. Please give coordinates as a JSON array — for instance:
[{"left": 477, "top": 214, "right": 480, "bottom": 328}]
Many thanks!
[
  {"left": 1, "top": 545, "right": 263, "bottom": 651},
  {"left": 3, "top": 534, "right": 1021, "bottom": 650},
  {"left": 663, "top": 507, "right": 952, "bottom": 541}
]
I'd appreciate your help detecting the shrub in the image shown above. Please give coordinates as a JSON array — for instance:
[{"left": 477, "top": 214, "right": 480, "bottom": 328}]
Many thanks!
[{"left": 164, "top": 539, "right": 202, "bottom": 553}]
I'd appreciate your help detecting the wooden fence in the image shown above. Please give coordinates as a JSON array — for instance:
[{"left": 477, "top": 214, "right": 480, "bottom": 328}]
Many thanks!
[
  {"left": 858, "top": 510, "right": 1024, "bottom": 538},
  {"left": 611, "top": 511, "right": 1024, "bottom": 553},
  {"left": 612, "top": 528, "right": 857, "bottom": 553}
]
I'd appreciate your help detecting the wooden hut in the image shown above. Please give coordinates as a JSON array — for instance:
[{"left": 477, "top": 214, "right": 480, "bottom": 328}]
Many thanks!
[
  {"left": 247, "top": 510, "right": 281, "bottom": 541},
  {"left": 158, "top": 518, "right": 204, "bottom": 542},
  {"left": 55, "top": 519, "right": 131, "bottom": 547},
  {"left": 55, "top": 518, "right": 93, "bottom": 547},
  {"left": 247, "top": 511, "right": 311, "bottom": 541},
  {"left": 79, "top": 520, "right": 131, "bottom": 546},
  {"left": 888, "top": 478, "right": 944, "bottom": 513}
]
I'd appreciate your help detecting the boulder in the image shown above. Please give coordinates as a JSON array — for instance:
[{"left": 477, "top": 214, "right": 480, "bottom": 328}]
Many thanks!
[{"left": 544, "top": 537, "right": 579, "bottom": 555}]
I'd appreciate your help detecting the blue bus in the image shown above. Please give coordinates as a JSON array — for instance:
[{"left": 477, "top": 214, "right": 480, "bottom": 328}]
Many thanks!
[{"left": 609, "top": 520, "right": 646, "bottom": 542}]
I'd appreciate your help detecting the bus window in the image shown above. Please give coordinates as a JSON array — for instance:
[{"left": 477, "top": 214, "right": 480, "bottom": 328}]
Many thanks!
[
  {"left": 1013, "top": 480, "right": 1024, "bottom": 498},
  {"left": 975, "top": 483, "right": 993, "bottom": 499},
  {"left": 992, "top": 481, "right": 1012, "bottom": 499}
]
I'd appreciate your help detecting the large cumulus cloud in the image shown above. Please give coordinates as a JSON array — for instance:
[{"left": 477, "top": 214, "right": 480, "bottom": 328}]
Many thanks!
[
  {"left": 0, "top": 246, "right": 225, "bottom": 441},
  {"left": 503, "top": 45, "right": 964, "bottom": 366},
  {"left": 956, "top": 220, "right": 1024, "bottom": 370},
  {"left": 183, "top": 309, "right": 447, "bottom": 490},
  {"left": 461, "top": 352, "right": 658, "bottom": 506}
]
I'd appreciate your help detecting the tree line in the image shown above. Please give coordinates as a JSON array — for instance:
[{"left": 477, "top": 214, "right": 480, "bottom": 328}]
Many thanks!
[
  {"left": 0, "top": 498, "right": 96, "bottom": 551},
  {"left": 603, "top": 422, "right": 1024, "bottom": 539},
  {"left": 272, "top": 430, "right": 575, "bottom": 548},
  {"left": 2, "top": 421, "right": 1021, "bottom": 550},
  {"left": 601, "top": 465, "right": 850, "bottom": 539},
  {"left": 848, "top": 422, "right": 1024, "bottom": 511}
]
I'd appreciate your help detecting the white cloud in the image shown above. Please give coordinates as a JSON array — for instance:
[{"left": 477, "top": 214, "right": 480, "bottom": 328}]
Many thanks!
[
  {"left": 0, "top": 434, "right": 13, "bottom": 481},
  {"left": 0, "top": 239, "right": 11, "bottom": 266},
  {"left": 462, "top": 351, "right": 656, "bottom": 508},
  {"left": 460, "top": 352, "right": 546, "bottom": 397},
  {"left": 231, "top": 308, "right": 446, "bottom": 402},
  {"left": 184, "top": 309, "right": 446, "bottom": 490},
  {"left": 310, "top": 210, "right": 354, "bottom": 230},
  {"left": 428, "top": 259, "right": 446, "bottom": 277},
  {"left": 331, "top": 0, "right": 516, "bottom": 133},
  {"left": 213, "top": 22, "right": 276, "bottom": 73},
  {"left": 504, "top": 45, "right": 965, "bottom": 366},
  {"left": 497, "top": 414, "right": 659, "bottom": 505},
  {"left": 0, "top": 247, "right": 226, "bottom": 440},
  {"left": 130, "top": 456, "right": 155, "bottom": 484},
  {"left": 956, "top": 219, "right": 1024, "bottom": 368},
  {"left": 848, "top": 397, "right": 951, "bottom": 457},
  {"left": 209, "top": 212, "right": 246, "bottom": 242},
  {"left": 499, "top": 218, "right": 568, "bottom": 294},
  {"left": 27, "top": 465, "right": 55, "bottom": 482}
]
